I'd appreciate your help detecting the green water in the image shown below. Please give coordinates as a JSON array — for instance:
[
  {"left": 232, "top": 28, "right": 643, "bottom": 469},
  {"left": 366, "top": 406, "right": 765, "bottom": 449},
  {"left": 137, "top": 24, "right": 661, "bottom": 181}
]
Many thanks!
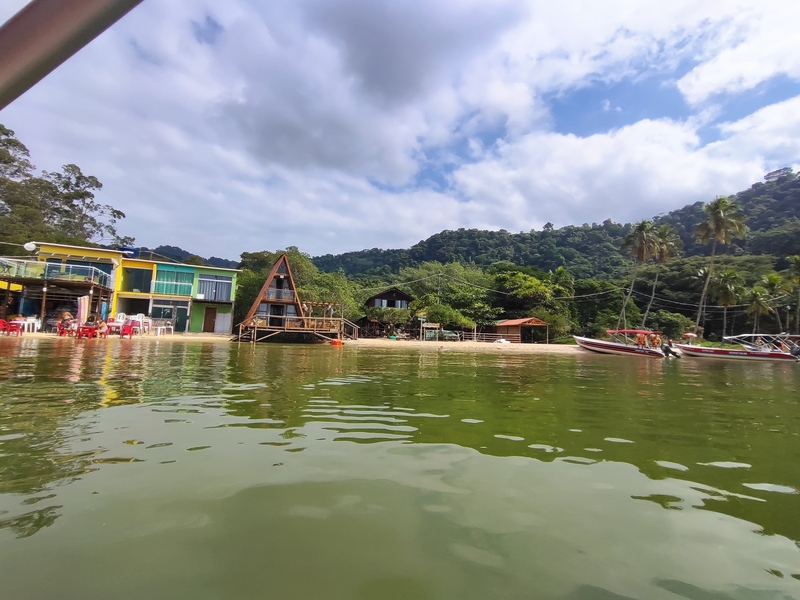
[{"left": 1, "top": 339, "right": 799, "bottom": 599}]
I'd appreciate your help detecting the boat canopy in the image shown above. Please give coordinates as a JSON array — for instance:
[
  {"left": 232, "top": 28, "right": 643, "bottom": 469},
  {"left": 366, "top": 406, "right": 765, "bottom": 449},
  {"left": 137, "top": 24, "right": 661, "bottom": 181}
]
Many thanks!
[{"left": 606, "top": 329, "right": 662, "bottom": 335}]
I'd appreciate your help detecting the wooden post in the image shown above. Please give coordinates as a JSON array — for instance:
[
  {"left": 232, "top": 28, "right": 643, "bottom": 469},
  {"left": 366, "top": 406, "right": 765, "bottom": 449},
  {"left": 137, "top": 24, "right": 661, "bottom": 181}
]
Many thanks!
[
  {"left": 546, "top": 325, "right": 549, "bottom": 344},
  {"left": 2, "top": 285, "right": 9, "bottom": 319},
  {"left": 39, "top": 285, "right": 47, "bottom": 323}
]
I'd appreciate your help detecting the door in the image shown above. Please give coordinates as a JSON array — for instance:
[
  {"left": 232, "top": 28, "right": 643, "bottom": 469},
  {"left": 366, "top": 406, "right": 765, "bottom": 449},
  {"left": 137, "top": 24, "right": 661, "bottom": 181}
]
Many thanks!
[
  {"left": 203, "top": 306, "right": 217, "bottom": 333},
  {"left": 175, "top": 307, "right": 188, "bottom": 333},
  {"left": 269, "top": 304, "right": 284, "bottom": 327}
]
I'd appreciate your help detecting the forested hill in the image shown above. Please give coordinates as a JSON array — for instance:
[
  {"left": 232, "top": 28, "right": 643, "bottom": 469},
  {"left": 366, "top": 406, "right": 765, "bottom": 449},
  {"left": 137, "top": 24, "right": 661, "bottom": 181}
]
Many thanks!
[{"left": 313, "top": 169, "right": 800, "bottom": 279}]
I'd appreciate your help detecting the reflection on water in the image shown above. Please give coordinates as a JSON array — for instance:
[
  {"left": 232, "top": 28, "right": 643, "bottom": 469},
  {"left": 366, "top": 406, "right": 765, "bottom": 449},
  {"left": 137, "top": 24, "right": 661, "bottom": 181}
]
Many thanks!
[{"left": 0, "top": 338, "right": 799, "bottom": 599}]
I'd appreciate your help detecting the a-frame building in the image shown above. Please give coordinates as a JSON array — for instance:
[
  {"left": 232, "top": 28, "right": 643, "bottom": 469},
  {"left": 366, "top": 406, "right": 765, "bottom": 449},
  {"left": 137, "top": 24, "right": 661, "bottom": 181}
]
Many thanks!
[
  {"left": 237, "top": 254, "right": 358, "bottom": 343},
  {"left": 243, "top": 253, "right": 304, "bottom": 326}
]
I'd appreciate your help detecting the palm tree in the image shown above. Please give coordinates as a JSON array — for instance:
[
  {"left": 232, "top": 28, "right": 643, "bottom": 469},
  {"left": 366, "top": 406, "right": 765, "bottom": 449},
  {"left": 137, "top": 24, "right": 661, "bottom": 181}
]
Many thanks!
[
  {"left": 617, "top": 220, "right": 656, "bottom": 330},
  {"left": 694, "top": 267, "right": 711, "bottom": 333},
  {"left": 784, "top": 255, "right": 800, "bottom": 334},
  {"left": 711, "top": 269, "right": 743, "bottom": 339},
  {"left": 693, "top": 197, "right": 747, "bottom": 333},
  {"left": 641, "top": 224, "right": 681, "bottom": 328},
  {"left": 746, "top": 286, "right": 773, "bottom": 334},
  {"left": 760, "top": 272, "right": 790, "bottom": 331}
]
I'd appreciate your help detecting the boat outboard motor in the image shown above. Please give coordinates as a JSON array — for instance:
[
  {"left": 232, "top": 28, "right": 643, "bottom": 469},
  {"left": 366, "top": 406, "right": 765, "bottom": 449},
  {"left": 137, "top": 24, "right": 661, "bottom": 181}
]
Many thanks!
[
  {"left": 662, "top": 342, "right": 680, "bottom": 358},
  {"left": 791, "top": 346, "right": 800, "bottom": 357}
]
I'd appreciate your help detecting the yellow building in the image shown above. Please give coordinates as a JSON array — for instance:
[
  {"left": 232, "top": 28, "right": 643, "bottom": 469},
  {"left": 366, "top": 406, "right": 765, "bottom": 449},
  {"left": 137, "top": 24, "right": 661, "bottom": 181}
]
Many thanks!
[{"left": 0, "top": 242, "right": 239, "bottom": 333}]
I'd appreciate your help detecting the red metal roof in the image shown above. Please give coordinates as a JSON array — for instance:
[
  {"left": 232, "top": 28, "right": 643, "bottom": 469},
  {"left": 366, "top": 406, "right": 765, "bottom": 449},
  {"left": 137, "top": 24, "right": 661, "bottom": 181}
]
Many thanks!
[{"left": 497, "top": 317, "right": 548, "bottom": 327}]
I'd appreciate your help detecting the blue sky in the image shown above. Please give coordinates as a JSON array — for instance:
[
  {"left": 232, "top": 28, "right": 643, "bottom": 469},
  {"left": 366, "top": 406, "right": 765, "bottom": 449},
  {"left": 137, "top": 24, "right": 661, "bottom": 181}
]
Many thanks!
[{"left": 1, "top": 0, "right": 799, "bottom": 259}]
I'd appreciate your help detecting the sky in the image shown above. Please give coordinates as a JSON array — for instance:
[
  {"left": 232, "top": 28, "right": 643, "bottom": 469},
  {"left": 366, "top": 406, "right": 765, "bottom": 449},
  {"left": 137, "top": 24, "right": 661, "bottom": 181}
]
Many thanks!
[{"left": 2, "top": 0, "right": 800, "bottom": 261}]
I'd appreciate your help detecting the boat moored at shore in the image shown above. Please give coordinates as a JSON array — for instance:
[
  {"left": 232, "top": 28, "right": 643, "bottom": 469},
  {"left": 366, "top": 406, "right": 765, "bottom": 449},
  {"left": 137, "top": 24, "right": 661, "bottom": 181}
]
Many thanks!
[
  {"left": 574, "top": 330, "right": 676, "bottom": 358},
  {"left": 676, "top": 334, "right": 800, "bottom": 362}
]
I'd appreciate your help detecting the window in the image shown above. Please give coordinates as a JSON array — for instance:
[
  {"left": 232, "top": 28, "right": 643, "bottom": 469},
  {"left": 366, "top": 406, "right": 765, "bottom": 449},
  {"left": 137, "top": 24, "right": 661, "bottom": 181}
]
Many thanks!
[
  {"left": 153, "top": 269, "right": 193, "bottom": 296},
  {"left": 197, "top": 274, "right": 232, "bottom": 301},
  {"left": 122, "top": 268, "right": 152, "bottom": 293}
]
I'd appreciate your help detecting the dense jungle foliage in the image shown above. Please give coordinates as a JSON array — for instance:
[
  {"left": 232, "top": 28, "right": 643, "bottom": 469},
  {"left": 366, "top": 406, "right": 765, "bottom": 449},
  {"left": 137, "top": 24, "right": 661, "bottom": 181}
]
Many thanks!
[{"left": 313, "top": 168, "right": 800, "bottom": 279}]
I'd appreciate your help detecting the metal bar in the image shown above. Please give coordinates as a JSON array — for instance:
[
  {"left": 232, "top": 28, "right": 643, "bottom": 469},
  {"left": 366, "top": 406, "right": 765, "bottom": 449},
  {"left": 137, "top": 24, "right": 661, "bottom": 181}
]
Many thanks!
[{"left": 0, "top": 0, "right": 143, "bottom": 110}]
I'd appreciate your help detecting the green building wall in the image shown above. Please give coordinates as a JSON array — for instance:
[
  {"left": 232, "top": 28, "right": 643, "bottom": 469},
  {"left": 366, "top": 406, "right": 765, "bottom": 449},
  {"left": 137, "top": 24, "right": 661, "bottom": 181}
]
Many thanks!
[{"left": 189, "top": 302, "right": 232, "bottom": 333}]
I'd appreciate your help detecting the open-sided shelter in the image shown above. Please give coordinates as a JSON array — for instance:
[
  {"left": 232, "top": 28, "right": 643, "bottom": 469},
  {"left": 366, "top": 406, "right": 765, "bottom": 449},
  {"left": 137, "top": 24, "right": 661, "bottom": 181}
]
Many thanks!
[{"left": 494, "top": 317, "right": 549, "bottom": 343}]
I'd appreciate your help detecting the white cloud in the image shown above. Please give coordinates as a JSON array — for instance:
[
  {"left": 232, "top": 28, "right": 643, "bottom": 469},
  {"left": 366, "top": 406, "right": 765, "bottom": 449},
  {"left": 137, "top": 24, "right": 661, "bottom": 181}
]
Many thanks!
[
  {"left": 1, "top": 0, "right": 799, "bottom": 259},
  {"left": 677, "top": 3, "right": 800, "bottom": 104}
]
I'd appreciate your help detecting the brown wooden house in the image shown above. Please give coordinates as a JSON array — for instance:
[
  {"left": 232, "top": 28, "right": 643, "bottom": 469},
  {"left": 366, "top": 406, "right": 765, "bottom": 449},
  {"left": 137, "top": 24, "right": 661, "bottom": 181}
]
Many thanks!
[
  {"left": 364, "top": 287, "right": 412, "bottom": 309},
  {"left": 238, "top": 254, "right": 358, "bottom": 342}
]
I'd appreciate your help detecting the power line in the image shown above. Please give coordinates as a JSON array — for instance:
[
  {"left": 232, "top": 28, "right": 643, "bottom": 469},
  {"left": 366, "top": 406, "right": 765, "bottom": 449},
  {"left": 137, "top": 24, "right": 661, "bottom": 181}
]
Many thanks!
[{"left": 357, "top": 273, "right": 792, "bottom": 311}]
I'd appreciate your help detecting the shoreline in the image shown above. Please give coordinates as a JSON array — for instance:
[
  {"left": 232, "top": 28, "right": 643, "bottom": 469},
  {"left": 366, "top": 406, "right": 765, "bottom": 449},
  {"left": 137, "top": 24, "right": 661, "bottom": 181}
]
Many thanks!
[
  {"left": 1, "top": 332, "right": 583, "bottom": 354},
  {"left": 347, "top": 337, "right": 582, "bottom": 354}
]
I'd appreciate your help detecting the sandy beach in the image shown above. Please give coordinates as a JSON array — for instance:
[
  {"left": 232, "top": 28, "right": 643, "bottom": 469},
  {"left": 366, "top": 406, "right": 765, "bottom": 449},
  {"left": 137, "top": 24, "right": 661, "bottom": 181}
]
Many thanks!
[
  {"left": 4, "top": 332, "right": 583, "bottom": 354},
  {"left": 347, "top": 337, "right": 582, "bottom": 354}
]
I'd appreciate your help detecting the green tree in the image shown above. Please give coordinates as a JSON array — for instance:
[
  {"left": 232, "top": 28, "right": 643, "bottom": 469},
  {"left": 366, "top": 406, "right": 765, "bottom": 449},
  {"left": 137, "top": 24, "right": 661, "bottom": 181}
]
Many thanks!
[
  {"left": 0, "top": 126, "right": 132, "bottom": 249},
  {"left": 641, "top": 224, "right": 681, "bottom": 327},
  {"left": 760, "top": 272, "right": 790, "bottom": 331},
  {"left": 693, "top": 197, "right": 747, "bottom": 333},
  {"left": 711, "top": 269, "right": 744, "bottom": 339},
  {"left": 617, "top": 220, "right": 656, "bottom": 330},
  {"left": 786, "top": 255, "right": 800, "bottom": 334},
  {"left": 746, "top": 286, "right": 773, "bottom": 334},
  {"left": 183, "top": 255, "right": 205, "bottom": 266},
  {"left": 0, "top": 124, "right": 33, "bottom": 179}
]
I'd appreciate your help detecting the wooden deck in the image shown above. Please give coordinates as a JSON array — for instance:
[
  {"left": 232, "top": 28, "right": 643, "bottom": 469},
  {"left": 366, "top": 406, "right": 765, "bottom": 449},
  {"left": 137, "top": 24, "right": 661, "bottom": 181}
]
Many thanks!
[{"left": 236, "top": 315, "right": 359, "bottom": 343}]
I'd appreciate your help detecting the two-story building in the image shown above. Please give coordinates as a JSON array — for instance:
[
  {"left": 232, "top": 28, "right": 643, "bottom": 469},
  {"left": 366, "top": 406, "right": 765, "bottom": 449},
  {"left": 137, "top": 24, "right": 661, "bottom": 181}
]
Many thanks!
[{"left": 19, "top": 242, "right": 239, "bottom": 333}]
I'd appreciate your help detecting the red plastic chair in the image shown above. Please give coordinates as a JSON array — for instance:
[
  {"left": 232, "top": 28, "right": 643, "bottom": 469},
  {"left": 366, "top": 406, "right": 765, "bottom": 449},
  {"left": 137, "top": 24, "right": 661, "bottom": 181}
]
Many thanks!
[
  {"left": 120, "top": 324, "right": 135, "bottom": 339},
  {"left": 0, "top": 319, "right": 7, "bottom": 333},
  {"left": 56, "top": 323, "right": 73, "bottom": 337},
  {"left": 5, "top": 321, "right": 23, "bottom": 336}
]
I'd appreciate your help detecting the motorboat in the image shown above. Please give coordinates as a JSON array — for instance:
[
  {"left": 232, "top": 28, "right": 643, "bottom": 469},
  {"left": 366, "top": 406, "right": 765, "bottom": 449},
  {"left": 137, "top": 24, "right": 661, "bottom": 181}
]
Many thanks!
[
  {"left": 675, "top": 334, "right": 800, "bottom": 362},
  {"left": 574, "top": 330, "right": 674, "bottom": 358}
]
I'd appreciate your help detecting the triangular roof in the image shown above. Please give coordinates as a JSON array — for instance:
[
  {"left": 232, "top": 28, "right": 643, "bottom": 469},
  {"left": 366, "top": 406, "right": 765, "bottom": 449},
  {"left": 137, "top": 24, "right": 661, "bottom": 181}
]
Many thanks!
[
  {"left": 243, "top": 254, "right": 303, "bottom": 321},
  {"left": 497, "top": 317, "right": 548, "bottom": 327}
]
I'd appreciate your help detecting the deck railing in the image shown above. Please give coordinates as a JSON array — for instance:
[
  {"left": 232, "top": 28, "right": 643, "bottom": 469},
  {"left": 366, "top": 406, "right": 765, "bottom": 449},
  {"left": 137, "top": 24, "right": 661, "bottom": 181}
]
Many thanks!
[
  {"left": 461, "top": 332, "right": 522, "bottom": 343},
  {"left": 265, "top": 289, "right": 295, "bottom": 301},
  {"left": 0, "top": 258, "right": 111, "bottom": 289},
  {"left": 239, "top": 314, "right": 359, "bottom": 341}
]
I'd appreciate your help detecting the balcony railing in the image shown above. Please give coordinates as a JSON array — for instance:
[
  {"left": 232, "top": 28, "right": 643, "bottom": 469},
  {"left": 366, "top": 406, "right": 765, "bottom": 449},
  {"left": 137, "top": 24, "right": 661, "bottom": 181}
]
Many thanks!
[
  {"left": 265, "top": 289, "right": 295, "bottom": 301},
  {"left": 0, "top": 258, "right": 111, "bottom": 289},
  {"left": 152, "top": 281, "right": 193, "bottom": 296}
]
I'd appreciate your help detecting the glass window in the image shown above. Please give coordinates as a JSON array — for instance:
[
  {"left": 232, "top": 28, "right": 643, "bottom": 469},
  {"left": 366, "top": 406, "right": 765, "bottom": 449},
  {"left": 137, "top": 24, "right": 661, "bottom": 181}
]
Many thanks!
[
  {"left": 153, "top": 270, "right": 193, "bottom": 296},
  {"left": 197, "top": 274, "right": 232, "bottom": 301},
  {"left": 122, "top": 268, "right": 152, "bottom": 293}
]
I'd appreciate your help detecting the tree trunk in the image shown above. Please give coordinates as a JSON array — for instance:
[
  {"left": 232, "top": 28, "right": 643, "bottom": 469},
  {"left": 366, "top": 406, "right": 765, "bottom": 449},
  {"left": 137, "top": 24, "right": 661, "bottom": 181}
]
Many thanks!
[
  {"left": 752, "top": 313, "right": 758, "bottom": 334},
  {"left": 775, "top": 303, "right": 783, "bottom": 332},
  {"left": 694, "top": 240, "right": 717, "bottom": 334},
  {"left": 641, "top": 266, "right": 660, "bottom": 328},
  {"left": 616, "top": 266, "right": 639, "bottom": 331},
  {"left": 722, "top": 306, "right": 727, "bottom": 340}
]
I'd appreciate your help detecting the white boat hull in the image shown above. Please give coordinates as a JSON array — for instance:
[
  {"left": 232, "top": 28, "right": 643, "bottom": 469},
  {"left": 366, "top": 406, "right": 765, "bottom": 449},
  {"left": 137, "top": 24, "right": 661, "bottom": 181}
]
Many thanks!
[
  {"left": 675, "top": 344, "right": 798, "bottom": 362},
  {"left": 574, "top": 336, "right": 665, "bottom": 358}
]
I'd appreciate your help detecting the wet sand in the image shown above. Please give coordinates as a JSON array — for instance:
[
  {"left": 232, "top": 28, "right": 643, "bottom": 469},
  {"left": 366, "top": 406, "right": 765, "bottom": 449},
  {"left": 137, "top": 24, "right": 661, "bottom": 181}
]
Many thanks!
[
  {"left": 8, "top": 332, "right": 583, "bottom": 354},
  {"left": 347, "top": 337, "right": 582, "bottom": 354}
]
